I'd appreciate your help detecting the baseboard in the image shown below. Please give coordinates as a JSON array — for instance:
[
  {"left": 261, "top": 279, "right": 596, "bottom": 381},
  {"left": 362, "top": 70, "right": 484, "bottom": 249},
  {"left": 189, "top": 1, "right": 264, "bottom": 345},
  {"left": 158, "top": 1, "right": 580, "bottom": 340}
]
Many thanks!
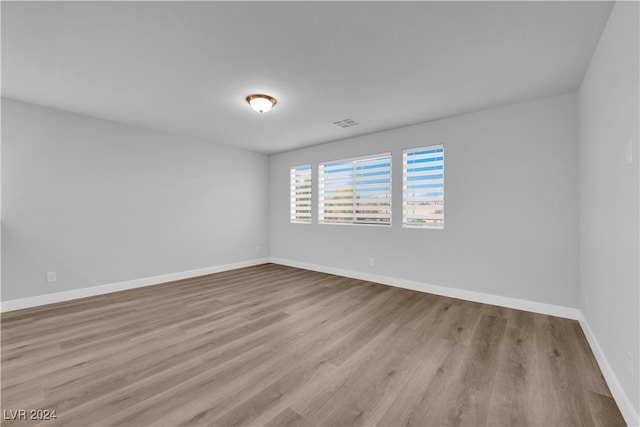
[
  {"left": 1, "top": 257, "right": 579, "bottom": 319},
  {"left": 0, "top": 258, "right": 270, "bottom": 313},
  {"left": 269, "top": 257, "right": 580, "bottom": 320},
  {"left": 579, "top": 314, "right": 640, "bottom": 427}
]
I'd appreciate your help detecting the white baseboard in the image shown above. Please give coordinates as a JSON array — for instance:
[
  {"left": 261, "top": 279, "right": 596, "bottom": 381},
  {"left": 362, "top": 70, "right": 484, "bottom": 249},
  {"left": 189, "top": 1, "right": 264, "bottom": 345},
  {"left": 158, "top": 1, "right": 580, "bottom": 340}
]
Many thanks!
[
  {"left": 579, "top": 314, "right": 640, "bottom": 427},
  {"left": 269, "top": 257, "right": 580, "bottom": 320},
  {"left": 0, "top": 258, "right": 270, "bottom": 313}
]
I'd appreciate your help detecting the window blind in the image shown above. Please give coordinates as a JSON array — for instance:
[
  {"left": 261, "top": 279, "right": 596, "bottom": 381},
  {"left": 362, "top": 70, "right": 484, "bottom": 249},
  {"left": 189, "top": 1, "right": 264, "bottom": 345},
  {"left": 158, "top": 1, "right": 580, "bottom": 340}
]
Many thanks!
[
  {"left": 290, "top": 165, "right": 312, "bottom": 223},
  {"left": 319, "top": 153, "right": 391, "bottom": 226},
  {"left": 403, "top": 145, "right": 444, "bottom": 229}
]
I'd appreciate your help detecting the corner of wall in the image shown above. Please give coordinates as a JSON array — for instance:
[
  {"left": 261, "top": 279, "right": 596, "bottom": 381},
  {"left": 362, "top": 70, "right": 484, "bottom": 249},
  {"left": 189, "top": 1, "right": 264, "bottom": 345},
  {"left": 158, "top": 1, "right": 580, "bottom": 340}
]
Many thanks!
[{"left": 579, "top": 313, "right": 640, "bottom": 426}]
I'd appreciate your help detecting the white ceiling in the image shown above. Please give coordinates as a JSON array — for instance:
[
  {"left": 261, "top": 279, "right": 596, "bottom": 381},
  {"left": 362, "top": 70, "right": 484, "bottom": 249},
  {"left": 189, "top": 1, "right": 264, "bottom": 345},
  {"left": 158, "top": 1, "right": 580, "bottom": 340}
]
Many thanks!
[{"left": 2, "top": 1, "right": 613, "bottom": 154}]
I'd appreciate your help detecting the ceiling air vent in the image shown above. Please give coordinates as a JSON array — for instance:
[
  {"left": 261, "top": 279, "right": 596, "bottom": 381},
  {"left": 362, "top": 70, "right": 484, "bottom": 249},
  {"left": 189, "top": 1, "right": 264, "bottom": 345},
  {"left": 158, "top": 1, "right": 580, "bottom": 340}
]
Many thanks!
[{"left": 332, "top": 118, "right": 359, "bottom": 128}]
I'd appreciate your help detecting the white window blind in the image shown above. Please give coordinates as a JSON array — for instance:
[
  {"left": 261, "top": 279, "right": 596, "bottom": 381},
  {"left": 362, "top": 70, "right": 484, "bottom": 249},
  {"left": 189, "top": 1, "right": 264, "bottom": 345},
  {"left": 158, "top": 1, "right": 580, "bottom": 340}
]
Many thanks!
[
  {"left": 319, "top": 153, "right": 392, "bottom": 226},
  {"left": 403, "top": 145, "right": 444, "bottom": 229},
  {"left": 290, "top": 165, "right": 312, "bottom": 223}
]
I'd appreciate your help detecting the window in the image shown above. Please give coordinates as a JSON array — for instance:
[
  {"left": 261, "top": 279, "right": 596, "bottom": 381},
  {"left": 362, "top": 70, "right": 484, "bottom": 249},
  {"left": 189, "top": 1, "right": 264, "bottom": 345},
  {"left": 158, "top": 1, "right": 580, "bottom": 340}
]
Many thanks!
[
  {"left": 290, "top": 165, "right": 312, "bottom": 223},
  {"left": 403, "top": 145, "right": 444, "bottom": 229},
  {"left": 319, "top": 153, "right": 392, "bottom": 226}
]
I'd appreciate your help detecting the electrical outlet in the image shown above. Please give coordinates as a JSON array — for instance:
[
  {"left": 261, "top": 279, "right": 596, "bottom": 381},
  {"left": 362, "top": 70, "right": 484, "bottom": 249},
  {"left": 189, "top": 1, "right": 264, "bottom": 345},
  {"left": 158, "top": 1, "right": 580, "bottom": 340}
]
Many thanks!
[
  {"left": 626, "top": 140, "right": 633, "bottom": 166},
  {"left": 255, "top": 246, "right": 260, "bottom": 253},
  {"left": 585, "top": 294, "right": 589, "bottom": 311},
  {"left": 627, "top": 352, "right": 635, "bottom": 378},
  {"left": 369, "top": 257, "right": 375, "bottom": 266},
  {"left": 46, "top": 271, "right": 57, "bottom": 283}
]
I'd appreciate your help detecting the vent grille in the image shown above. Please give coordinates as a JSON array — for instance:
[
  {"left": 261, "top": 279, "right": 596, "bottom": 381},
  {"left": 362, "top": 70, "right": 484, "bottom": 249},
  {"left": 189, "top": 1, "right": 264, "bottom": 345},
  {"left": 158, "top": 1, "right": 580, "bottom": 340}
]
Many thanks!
[{"left": 332, "top": 118, "right": 359, "bottom": 128}]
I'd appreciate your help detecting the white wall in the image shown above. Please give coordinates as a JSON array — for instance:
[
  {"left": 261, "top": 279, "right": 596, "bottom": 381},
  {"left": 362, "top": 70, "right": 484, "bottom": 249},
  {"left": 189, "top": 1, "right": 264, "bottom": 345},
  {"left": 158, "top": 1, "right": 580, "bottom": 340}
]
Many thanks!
[
  {"left": 1, "top": 98, "right": 270, "bottom": 302},
  {"left": 270, "top": 93, "right": 579, "bottom": 309},
  {"left": 579, "top": 1, "right": 640, "bottom": 420}
]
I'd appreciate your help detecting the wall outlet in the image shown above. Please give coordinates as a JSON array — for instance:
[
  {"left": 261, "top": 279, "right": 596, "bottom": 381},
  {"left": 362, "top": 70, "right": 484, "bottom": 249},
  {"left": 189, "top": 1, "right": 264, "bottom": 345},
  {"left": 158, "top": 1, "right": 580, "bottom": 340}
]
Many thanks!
[
  {"left": 626, "top": 140, "right": 633, "bottom": 166},
  {"left": 255, "top": 246, "right": 260, "bottom": 253},
  {"left": 369, "top": 257, "right": 375, "bottom": 266},
  {"left": 627, "top": 352, "right": 635, "bottom": 378},
  {"left": 585, "top": 293, "right": 589, "bottom": 311},
  {"left": 46, "top": 271, "right": 57, "bottom": 283}
]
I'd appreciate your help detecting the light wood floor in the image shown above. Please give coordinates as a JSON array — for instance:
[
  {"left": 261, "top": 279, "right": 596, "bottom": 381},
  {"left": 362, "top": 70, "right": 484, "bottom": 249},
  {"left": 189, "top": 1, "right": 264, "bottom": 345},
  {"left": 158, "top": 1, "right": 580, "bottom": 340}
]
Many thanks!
[{"left": 1, "top": 264, "right": 625, "bottom": 427}]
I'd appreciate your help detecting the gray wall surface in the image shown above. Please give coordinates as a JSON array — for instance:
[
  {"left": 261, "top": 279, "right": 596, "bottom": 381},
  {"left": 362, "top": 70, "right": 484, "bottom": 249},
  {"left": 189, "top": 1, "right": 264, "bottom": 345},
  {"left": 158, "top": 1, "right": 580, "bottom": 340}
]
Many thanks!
[
  {"left": 270, "top": 93, "right": 579, "bottom": 308},
  {"left": 1, "top": 98, "right": 270, "bottom": 301},
  {"left": 579, "top": 1, "right": 639, "bottom": 415}
]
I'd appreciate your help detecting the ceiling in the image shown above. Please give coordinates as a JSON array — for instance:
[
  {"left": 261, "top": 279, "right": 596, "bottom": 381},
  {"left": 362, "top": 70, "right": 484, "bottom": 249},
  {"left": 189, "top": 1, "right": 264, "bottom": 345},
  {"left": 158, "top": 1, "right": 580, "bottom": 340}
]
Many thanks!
[{"left": 2, "top": 1, "right": 613, "bottom": 154}]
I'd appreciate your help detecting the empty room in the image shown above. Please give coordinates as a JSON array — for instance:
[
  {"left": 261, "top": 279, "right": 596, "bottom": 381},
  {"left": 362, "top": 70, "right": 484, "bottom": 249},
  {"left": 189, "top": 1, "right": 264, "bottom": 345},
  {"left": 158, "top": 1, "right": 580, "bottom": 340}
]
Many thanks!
[{"left": 1, "top": 1, "right": 638, "bottom": 426}]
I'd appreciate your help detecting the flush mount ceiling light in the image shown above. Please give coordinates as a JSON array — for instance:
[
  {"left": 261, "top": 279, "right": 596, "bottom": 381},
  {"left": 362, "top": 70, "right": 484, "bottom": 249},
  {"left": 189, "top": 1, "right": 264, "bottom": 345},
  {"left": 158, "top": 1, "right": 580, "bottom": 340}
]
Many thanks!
[{"left": 246, "top": 94, "right": 277, "bottom": 113}]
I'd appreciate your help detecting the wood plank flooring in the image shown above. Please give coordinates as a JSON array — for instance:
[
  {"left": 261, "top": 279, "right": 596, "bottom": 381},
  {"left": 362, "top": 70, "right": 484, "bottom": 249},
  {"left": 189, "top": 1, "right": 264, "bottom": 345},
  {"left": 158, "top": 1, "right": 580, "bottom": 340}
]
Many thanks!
[{"left": 0, "top": 263, "right": 626, "bottom": 426}]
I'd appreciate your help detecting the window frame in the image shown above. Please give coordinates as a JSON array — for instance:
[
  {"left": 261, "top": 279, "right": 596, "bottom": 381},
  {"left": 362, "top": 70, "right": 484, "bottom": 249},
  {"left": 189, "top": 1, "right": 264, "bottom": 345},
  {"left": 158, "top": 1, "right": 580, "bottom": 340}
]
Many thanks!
[
  {"left": 402, "top": 144, "right": 445, "bottom": 230},
  {"left": 290, "top": 164, "right": 312, "bottom": 224},
  {"left": 318, "top": 152, "right": 392, "bottom": 227}
]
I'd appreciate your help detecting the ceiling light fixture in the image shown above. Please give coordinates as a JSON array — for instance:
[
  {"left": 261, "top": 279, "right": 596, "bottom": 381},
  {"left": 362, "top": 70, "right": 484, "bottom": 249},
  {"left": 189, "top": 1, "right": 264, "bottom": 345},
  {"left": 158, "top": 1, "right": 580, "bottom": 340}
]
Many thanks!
[{"left": 246, "top": 94, "right": 276, "bottom": 113}]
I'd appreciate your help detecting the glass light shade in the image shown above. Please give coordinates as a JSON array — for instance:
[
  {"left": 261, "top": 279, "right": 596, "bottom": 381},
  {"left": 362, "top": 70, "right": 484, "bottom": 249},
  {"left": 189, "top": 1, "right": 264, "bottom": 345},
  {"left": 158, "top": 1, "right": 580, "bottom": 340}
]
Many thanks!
[{"left": 246, "top": 94, "right": 276, "bottom": 113}]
